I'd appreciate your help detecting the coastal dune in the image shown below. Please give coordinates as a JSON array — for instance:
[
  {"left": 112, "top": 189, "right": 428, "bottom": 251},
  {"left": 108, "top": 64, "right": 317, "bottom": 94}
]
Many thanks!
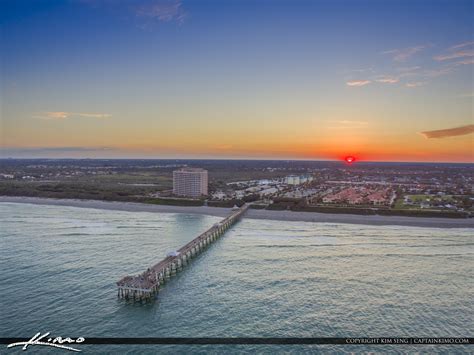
[{"left": 1, "top": 196, "right": 473, "bottom": 229}]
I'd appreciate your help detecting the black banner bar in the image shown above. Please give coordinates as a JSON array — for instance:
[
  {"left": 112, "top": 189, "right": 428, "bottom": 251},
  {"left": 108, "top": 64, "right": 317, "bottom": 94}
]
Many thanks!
[{"left": 1, "top": 337, "right": 472, "bottom": 345}]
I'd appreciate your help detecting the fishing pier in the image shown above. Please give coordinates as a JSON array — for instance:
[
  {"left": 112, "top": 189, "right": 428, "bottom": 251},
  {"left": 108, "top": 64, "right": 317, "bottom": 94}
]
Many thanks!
[{"left": 116, "top": 204, "right": 249, "bottom": 301}]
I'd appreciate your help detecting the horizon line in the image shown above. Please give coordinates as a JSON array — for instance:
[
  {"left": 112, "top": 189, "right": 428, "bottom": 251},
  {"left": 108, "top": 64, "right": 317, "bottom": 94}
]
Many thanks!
[{"left": 0, "top": 157, "right": 473, "bottom": 165}]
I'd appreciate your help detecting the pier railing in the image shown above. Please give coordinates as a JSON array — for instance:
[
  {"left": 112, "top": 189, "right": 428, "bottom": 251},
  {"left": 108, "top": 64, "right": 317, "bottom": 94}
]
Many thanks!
[{"left": 117, "top": 204, "right": 249, "bottom": 301}]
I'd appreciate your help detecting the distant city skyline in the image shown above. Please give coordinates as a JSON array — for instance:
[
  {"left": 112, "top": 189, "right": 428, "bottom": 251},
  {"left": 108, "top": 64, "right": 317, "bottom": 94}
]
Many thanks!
[{"left": 1, "top": 0, "right": 473, "bottom": 162}]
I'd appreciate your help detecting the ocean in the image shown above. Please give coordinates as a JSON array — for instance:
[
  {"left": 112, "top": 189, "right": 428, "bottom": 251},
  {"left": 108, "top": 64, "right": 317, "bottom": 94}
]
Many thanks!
[{"left": 0, "top": 202, "right": 472, "bottom": 354}]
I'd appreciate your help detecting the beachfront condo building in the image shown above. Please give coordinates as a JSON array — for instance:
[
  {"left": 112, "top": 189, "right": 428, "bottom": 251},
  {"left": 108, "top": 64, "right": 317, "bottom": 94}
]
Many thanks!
[{"left": 173, "top": 168, "right": 208, "bottom": 197}]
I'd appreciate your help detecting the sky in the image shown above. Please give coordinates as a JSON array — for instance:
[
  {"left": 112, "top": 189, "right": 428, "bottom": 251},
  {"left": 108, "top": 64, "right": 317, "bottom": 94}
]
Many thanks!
[{"left": 1, "top": 0, "right": 473, "bottom": 162}]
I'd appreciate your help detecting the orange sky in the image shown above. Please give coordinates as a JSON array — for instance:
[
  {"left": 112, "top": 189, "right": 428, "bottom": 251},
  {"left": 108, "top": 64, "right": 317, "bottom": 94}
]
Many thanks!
[{"left": 1, "top": 0, "right": 473, "bottom": 162}]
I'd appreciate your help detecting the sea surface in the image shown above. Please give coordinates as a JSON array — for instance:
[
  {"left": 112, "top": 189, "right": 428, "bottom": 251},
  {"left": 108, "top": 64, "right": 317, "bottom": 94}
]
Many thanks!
[{"left": 0, "top": 202, "right": 472, "bottom": 354}]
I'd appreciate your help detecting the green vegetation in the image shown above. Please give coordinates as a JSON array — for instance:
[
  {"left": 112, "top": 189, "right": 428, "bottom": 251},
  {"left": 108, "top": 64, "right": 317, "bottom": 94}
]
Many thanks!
[
  {"left": 0, "top": 178, "right": 163, "bottom": 201},
  {"left": 248, "top": 204, "right": 267, "bottom": 209},
  {"left": 393, "top": 194, "right": 466, "bottom": 211},
  {"left": 293, "top": 205, "right": 469, "bottom": 218},
  {"left": 393, "top": 198, "right": 407, "bottom": 210},
  {"left": 406, "top": 194, "right": 454, "bottom": 203}
]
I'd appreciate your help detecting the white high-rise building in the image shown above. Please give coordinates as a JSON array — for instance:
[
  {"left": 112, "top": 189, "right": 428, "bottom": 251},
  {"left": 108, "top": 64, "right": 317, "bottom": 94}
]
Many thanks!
[
  {"left": 173, "top": 168, "right": 208, "bottom": 197},
  {"left": 285, "top": 175, "right": 300, "bottom": 185},
  {"left": 285, "top": 174, "right": 314, "bottom": 185}
]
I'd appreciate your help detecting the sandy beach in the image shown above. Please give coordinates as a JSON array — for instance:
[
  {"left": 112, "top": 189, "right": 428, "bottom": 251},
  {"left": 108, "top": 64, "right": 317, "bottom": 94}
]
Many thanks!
[{"left": 1, "top": 196, "right": 473, "bottom": 228}]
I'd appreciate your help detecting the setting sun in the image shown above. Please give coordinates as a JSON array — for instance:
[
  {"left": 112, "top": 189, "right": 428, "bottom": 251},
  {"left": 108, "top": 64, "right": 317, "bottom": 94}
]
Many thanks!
[{"left": 345, "top": 156, "right": 356, "bottom": 164}]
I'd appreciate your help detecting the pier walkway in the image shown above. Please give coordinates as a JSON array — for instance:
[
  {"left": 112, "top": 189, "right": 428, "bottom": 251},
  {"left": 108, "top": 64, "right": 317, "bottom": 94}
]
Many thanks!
[{"left": 117, "top": 204, "right": 249, "bottom": 301}]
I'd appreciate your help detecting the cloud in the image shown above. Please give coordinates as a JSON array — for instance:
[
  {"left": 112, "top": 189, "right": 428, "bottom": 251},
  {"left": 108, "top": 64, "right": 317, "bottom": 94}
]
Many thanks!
[
  {"left": 423, "top": 66, "right": 453, "bottom": 78},
  {"left": 455, "top": 58, "right": 474, "bottom": 65},
  {"left": 343, "top": 67, "right": 375, "bottom": 74},
  {"left": 450, "top": 41, "right": 474, "bottom": 50},
  {"left": 383, "top": 45, "right": 428, "bottom": 62},
  {"left": 405, "top": 82, "right": 425, "bottom": 88},
  {"left": 434, "top": 41, "right": 474, "bottom": 61},
  {"left": 400, "top": 64, "right": 455, "bottom": 80},
  {"left": 346, "top": 80, "right": 371, "bottom": 87},
  {"left": 434, "top": 49, "right": 474, "bottom": 61},
  {"left": 396, "top": 66, "right": 421, "bottom": 72},
  {"left": 375, "top": 76, "right": 399, "bottom": 84},
  {"left": 76, "top": 113, "right": 112, "bottom": 118},
  {"left": 346, "top": 41, "right": 472, "bottom": 90},
  {"left": 328, "top": 120, "right": 368, "bottom": 129},
  {"left": 33, "top": 111, "right": 70, "bottom": 120},
  {"left": 34, "top": 112, "right": 112, "bottom": 120},
  {"left": 420, "top": 125, "right": 474, "bottom": 139},
  {"left": 397, "top": 65, "right": 453, "bottom": 84},
  {"left": 336, "top": 120, "right": 368, "bottom": 125},
  {"left": 136, "top": 0, "right": 187, "bottom": 24}
]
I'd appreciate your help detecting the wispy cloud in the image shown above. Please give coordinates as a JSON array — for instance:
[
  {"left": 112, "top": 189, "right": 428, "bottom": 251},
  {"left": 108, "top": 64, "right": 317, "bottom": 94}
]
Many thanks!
[
  {"left": 34, "top": 112, "right": 112, "bottom": 120},
  {"left": 336, "top": 120, "right": 368, "bottom": 125},
  {"left": 343, "top": 67, "right": 375, "bottom": 74},
  {"left": 375, "top": 76, "right": 399, "bottom": 84},
  {"left": 450, "top": 41, "right": 474, "bottom": 50},
  {"left": 348, "top": 40, "right": 472, "bottom": 89},
  {"left": 33, "top": 111, "right": 70, "bottom": 120},
  {"left": 75, "top": 113, "right": 112, "bottom": 118},
  {"left": 423, "top": 66, "right": 454, "bottom": 78},
  {"left": 383, "top": 45, "right": 428, "bottom": 62},
  {"left": 397, "top": 66, "right": 453, "bottom": 80},
  {"left": 434, "top": 41, "right": 474, "bottom": 61},
  {"left": 346, "top": 80, "right": 371, "bottom": 87},
  {"left": 405, "top": 81, "right": 425, "bottom": 88},
  {"left": 136, "top": 0, "right": 187, "bottom": 24},
  {"left": 434, "top": 49, "right": 474, "bottom": 61},
  {"left": 396, "top": 66, "right": 421, "bottom": 73},
  {"left": 454, "top": 58, "right": 474, "bottom": 65},
  {"left": 420, "top": 125, "right": 474, "bottom": 139}
]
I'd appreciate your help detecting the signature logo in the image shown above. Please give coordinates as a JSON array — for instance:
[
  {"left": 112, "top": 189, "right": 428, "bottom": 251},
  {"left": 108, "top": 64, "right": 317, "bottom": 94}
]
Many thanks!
[{"left": 7, "top": 332, "right": 85, "bottom": 352}]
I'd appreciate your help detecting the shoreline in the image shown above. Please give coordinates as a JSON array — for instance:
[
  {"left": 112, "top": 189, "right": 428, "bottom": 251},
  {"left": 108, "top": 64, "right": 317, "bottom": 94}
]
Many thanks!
[{"left": 1, "top": 196, "right": 473, "bottom": 229}]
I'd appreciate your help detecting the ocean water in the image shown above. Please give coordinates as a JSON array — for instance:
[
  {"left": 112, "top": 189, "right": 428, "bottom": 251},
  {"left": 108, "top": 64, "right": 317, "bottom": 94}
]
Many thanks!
[{"left": 0, "top": 202, "right": 472, "bottom": 354}]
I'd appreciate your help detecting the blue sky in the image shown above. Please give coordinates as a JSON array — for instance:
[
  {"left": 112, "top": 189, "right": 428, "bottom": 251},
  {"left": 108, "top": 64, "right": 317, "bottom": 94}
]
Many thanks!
[{"left": 1, "top": 0, "right": 473, "bottom": 161}]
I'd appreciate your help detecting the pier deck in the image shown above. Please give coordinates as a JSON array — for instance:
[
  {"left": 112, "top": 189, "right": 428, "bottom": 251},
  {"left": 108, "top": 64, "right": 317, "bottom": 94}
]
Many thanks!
[{"left": 117, "top": 204, "right": 249, "bottom": 301}]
